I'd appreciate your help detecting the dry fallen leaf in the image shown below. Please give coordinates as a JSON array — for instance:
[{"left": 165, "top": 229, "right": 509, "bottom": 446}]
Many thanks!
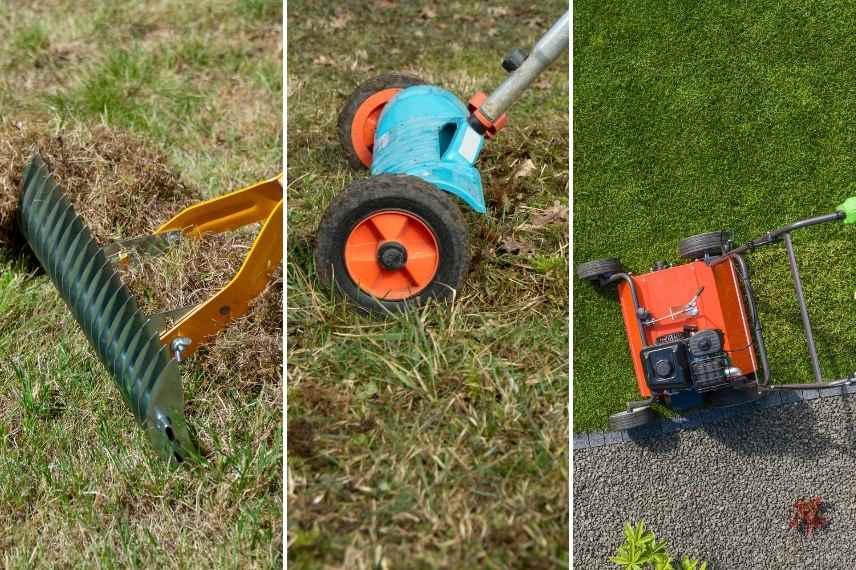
[
  {"left": 329, "top": 12, "right": 352, "bottom": 30},
  {"left": 530, "top": 203, "right": 568, "bottom": 227},
  {"left": 533, "top": 77, "right": 552, "bottom": 90},
  {"left": 513, "top": 158, "right": 537, "bottom": 179},
  {"left": 312, "top": 55, "right": 335, "bottom": 66},
  {"left": 499, "top": 236, "right": 535, "bottom": 255},
  {"left": 487, "top": 7, "right": 511, "bottom": 17},
  {"left": 420, "top": 7, "right": 437, "bottom": 18}
]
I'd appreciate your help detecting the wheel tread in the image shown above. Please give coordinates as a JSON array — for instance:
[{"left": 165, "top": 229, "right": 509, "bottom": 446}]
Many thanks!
[
  {"left": 337, "top": 73, "right": 426, "bottom": 169},
  {"left": 315, "top": 174, "right": 468, "bottom": 315}
]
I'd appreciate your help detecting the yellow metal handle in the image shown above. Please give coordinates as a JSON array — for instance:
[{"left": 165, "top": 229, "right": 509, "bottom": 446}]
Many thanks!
[
  {"left": 156, "top": 174, "right": 282, "bottom": 236},
  {"left": 159, "top": 199, "right": 283, "bottom": 358}
]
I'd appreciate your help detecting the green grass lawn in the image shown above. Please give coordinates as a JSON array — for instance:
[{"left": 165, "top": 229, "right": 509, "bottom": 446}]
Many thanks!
[
  {"left": 0, "top": 1, "right": 282, "bottom": 567},
  {"left": 574, "top": 1, "right": 856, "bottom": 432},
  {"left": 287, "top": 1, "right": 568, "bottom": 568}
]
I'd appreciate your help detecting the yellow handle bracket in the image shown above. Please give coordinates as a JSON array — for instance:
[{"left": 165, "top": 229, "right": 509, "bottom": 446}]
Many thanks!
[
  {"left": 156, "top": 174, "right": 283, "bottom": 236},
  {"left": 157, "top": 174, "right": 283, "bottom": 359}
]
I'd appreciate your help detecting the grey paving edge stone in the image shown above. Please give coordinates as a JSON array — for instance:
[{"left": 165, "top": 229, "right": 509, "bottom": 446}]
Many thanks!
[
  {"left": 799, "top": 389, "right": 820, "bottom": 401},
  {"left": 587, "top": 431, "right": 606, "bottom": 448},
  {"left": 603, "top": 431, "right": 623, "bottom": 445},
  {"left": 572, "top": 434, "right": 590, "bottom": 450},
  {"left": 779, "top": 390, "right": 801, "bottom": 404},
  {"left": 573, "top": 389, "right": 856, "bottom": 446},
  {"left": 760, "top": 390, "right": 783, "bottom": 408},
  {"left": 819, "top": 386, "right": 846, "bottom": 399}
]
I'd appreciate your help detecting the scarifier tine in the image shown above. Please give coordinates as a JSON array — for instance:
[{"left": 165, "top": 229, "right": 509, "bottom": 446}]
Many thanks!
[{"left": 18, "top": 153, "right": 198, "bottom": 462}]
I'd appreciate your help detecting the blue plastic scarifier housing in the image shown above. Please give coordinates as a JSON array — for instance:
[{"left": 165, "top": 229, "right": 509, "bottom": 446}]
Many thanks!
[{"left": 370, "top": 85, "right": 487, "bottom": 214}]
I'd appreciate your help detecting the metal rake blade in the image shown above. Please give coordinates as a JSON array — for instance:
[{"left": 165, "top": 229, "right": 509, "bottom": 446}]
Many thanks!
[{"left": 17, "top": 153, "right": 198, "bottom": 463}]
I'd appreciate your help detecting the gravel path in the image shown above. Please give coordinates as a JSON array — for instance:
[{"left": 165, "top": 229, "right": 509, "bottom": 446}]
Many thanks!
[{"left": 573, "top": 395, "right": 856, "bottom": 569}]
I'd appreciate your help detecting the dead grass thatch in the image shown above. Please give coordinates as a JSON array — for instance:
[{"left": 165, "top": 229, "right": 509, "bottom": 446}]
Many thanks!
[
  {"left": 120, "top": 230, "right": 283, "bottom": 387},
  {"left": 0, "top": 118, "right": 282, "bottom": 385},
  {"left": 0, "top": 118, "right": 199, "bottom": 250}
]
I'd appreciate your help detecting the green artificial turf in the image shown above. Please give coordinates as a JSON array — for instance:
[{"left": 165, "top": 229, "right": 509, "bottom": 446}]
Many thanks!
[{"left": 574, "top": 1, "right": 856, "bottom": 432}]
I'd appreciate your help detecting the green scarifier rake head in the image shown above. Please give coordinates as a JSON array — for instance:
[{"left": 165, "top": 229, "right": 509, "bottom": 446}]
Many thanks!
[{"left": 18, "top": 154, "right": 197, "bottom": 463}]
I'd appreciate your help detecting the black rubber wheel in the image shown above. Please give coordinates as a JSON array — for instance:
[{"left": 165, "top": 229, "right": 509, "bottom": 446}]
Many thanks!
[
  {"left": 337, "top": 73, "right": 426, "bottom": 169},
  {"left": 608, "top": 406, "right": 657, "bottom": 431},
  {"left": 678, "top": 230, "right": 729, "bottom": 260},
  {"left": 576, "top": 258, "right": 623, "bottom": 282},
  {"left": 315, "top": 174, "right": 469, "bottom": 315}
]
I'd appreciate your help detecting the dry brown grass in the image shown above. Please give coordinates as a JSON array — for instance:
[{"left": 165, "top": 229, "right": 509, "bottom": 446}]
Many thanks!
[
  {"left": 0, "top": 117, "right": 282, "bottom": 388},
  {"left": 287, "top": 2, "right": 568, "bottom": 567},
  {"left": 0, "top": 119, "right": 199, "bottom": 250},
  {"left": 121, "top": 230, "right": 283, "bottom": 389},
  {"left": 0, "top": 0, "right": 282, "bottom": 565}
]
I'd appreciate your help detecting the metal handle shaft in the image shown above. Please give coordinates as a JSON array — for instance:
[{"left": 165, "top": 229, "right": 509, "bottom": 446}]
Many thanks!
[{"left": 479, "top": 10, "right": 569, "bottom": 121}]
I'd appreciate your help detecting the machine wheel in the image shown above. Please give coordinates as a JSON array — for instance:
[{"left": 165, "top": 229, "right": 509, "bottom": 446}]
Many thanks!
[
  {"left": 576, "top": 258, "right": 623, "bottom": 283},
  {"left": 678, "top": 230, "right": 729, "bottom": 260},
  {"left": 337, "top": 73, "right": 426, "bottom": 169},
  {"left": 315, "top": 174, "right": 469, "bottom": 315},
  {"left": 608, "top": 406, "right": 657, "bottom": 431}
]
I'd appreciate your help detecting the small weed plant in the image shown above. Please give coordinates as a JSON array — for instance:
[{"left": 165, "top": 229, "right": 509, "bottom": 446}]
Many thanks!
[{"left": 610, "top": 521, "right": 708, "bottom": 570}]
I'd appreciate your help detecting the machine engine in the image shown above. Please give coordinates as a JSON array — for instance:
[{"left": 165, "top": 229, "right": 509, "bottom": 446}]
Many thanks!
[{"left": 640, "top": 328, "right": 736, "bottom": 395}]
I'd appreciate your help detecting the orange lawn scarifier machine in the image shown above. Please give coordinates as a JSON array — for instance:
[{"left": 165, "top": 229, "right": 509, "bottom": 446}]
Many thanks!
[{"left": 577, "top": 199, "right": 856, "bottom": 431}]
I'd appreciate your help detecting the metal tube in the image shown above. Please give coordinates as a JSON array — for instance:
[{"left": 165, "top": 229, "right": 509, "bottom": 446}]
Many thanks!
[
  {"left": 479, "top": 10, "right": 569, "bottom": 121},
  {"left": 769, "top": 211, "right": 844, "bottom": 239},
  {"left": 766, "top": 376, "right": 856, "bottom": 391},
  {"left": 711, "top": 211, "right": 844, "bottom": 267},
  {"left": 783, "top": 232, "right": 823, "bottom": 383},
  {"left": 606, "top": 272, "right": 649, "bottom": 348},
  {"left": 733, "top": 254, "right": 771, "bottom": 386}
]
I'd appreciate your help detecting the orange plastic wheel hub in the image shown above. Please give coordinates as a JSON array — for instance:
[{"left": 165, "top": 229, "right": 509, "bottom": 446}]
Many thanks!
[
  {"left": 344, "top": 210, "right": 439, "bottom": 300},
  {"left": 350, "top": 88, "right": 401, "bottom": 168}
]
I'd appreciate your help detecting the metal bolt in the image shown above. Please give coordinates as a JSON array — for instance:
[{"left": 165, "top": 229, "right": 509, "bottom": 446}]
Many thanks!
[
  {"left": 377, "top": 241, "right": 408, "bottom": 270},
  {"left": 171, "top": 337, "right": 192, "bottom": 362}
]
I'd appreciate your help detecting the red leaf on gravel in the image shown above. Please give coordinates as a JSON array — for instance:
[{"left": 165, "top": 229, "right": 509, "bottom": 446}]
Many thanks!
[{"left": 788, "top": 496, "right": 829, "bottom": 537}]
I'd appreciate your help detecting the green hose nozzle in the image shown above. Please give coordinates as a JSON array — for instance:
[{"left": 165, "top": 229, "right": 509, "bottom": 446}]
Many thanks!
[{"left": 836, "top": 197, "right": 856, "bottom": 224}]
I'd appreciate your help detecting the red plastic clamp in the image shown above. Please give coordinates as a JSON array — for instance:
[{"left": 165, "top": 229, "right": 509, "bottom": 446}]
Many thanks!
[{"left": 467, "top": 92, "right": 508, "bottom": 139}]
